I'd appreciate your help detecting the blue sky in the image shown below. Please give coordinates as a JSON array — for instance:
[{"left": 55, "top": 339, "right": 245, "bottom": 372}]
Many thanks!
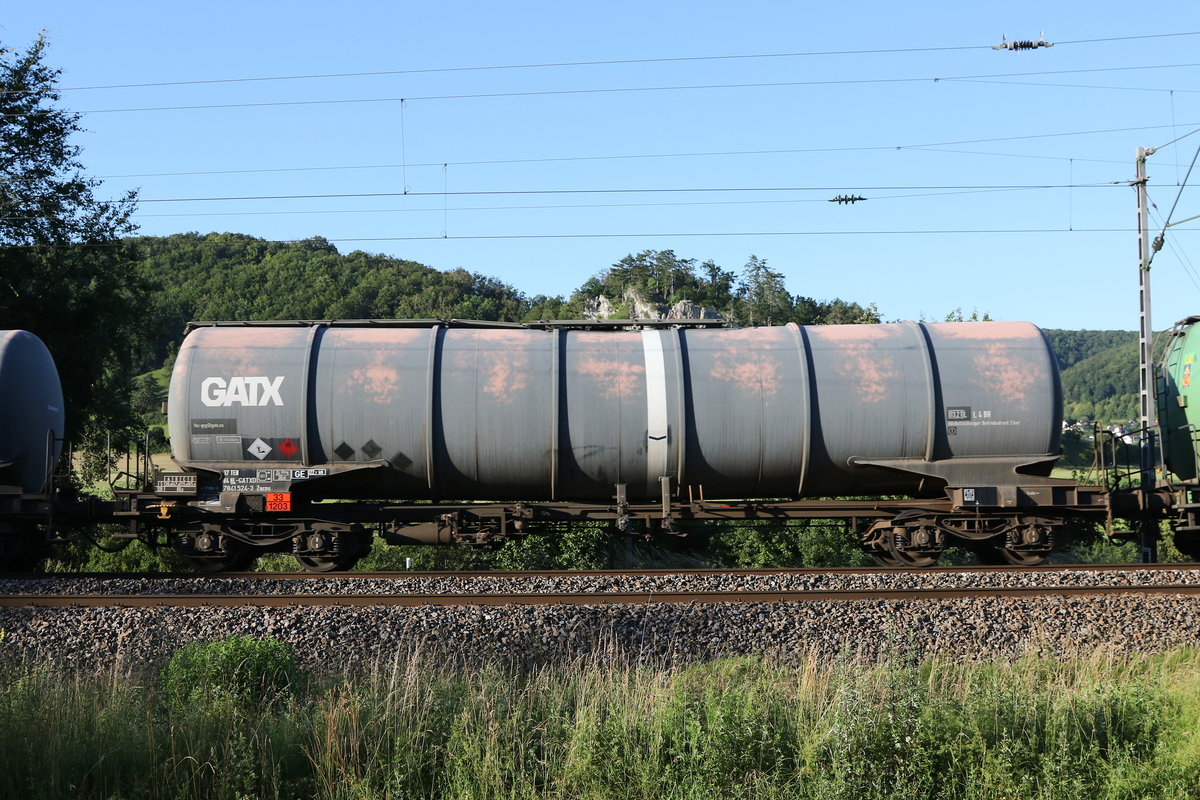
[{"left": 6, "top": 1, "right": 1200, "bottom": 329}]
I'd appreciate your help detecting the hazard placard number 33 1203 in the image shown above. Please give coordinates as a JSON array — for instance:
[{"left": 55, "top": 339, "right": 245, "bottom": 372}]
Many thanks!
[{"left": 266, "top": 492, "right": 292, "bottom": 512}]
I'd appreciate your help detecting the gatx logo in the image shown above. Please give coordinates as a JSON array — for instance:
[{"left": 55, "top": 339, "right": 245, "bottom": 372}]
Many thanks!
[{"left": 201, "top": 376, "right": 285, "bottom": 407}]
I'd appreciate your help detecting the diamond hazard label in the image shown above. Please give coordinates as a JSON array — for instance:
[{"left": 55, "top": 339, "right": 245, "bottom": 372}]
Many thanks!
[
  {"left": 247, "top": 438, "right": 272, "bottom": 460},
  {"left": 278, "top": 438, "right": 299, "bottom": 459}
]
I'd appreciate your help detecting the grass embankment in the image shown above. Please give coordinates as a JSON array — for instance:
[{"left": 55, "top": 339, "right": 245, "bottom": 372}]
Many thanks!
[{"left": 2, "top": 639, "right": 1200, "bottom": 799}]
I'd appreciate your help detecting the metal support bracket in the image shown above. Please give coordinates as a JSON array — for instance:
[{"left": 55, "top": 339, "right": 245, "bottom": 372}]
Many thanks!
[
  {"left": 614, "top": 483, "right": 629, "bottom": 532},
  {"left": 660, "top": 476, "right": 674, "bottom": 533}
]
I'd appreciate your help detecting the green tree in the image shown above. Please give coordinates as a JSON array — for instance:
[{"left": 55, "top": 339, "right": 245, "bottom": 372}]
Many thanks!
[
  {"left": 735, "top": 255, "right": 792, "bottom": 325},
  {"left": 821, "top": 298, "right": 881, "bottom": 325},
  {"left": 571, "top": 250, "right": 740, "bottom": 317},
  {"left": 0, "top": 34, "right": 146, "bottom": 455},
  {"left": 938, "top": 307, "right": 992, "bottom": 322}
]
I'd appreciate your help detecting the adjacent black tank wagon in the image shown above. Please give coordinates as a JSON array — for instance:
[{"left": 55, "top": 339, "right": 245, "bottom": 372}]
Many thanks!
[{"left": 0, "top": 330, "right": 64, "bottom": 567}]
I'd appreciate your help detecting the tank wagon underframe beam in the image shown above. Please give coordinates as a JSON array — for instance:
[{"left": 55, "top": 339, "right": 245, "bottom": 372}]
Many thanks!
[{"left": 127, "top": 481, "right": 1122, "bottom": 544}]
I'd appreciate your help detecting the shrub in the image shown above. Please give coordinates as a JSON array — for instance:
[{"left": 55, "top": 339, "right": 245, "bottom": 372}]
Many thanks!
[{"left": 160, "top": 636, "right": 304, "bottom": 714}]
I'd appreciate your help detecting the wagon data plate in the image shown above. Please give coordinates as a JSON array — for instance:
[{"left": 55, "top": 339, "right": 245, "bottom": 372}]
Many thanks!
[{"left": 220, "top": 467, "right": 328, "bottom": 493}]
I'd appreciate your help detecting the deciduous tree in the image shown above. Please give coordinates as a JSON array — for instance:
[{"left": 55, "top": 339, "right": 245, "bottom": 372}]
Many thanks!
[{"left": 0, "top": 34, "right": 147, "bottom": 457}]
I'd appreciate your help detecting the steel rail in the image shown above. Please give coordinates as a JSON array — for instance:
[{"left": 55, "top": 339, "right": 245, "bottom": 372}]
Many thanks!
[
  {"left": 7, "top": 584, "right": 1200, "bottom": 608},
  {"left": 7, "top": 562, "right": 1200, "bottom": 581}
]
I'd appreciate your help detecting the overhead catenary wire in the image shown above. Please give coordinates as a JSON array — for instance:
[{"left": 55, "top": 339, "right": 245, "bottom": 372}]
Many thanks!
[
  {"left": 94, "top": 121, "right": 1200, "bottom": 181},
  {"left": 310, "top": 226, "right": 1194, "bottom": 243},
  {"left": 943, "top": 78, "right": 1200, "bottom": 94},
  {"left": 1155, "top": 125, "right": 1200, "bottom": 153},
  {"left": 96, "top": 186, "right": 1051, "bottom": 221},
  {"left": 1146, "top": 140, "right": 1200, "bottom": 273},
  {"left": 9, "top": 30, "right": 1196, "bottom": 95},
  {"left": 127, "top": 182, "right": 1121, "bottom": 205},
  {"left": 7, "top": 63, "right": 1200, "bottom": 117}
]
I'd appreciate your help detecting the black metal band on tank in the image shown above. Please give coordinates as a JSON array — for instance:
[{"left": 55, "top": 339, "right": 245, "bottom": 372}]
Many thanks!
[{"left": 423, "top": 324, "right": 439, "bottom": 498}]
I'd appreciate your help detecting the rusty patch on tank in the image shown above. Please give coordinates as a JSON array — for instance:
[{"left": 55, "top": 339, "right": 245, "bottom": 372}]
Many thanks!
[
  {"left": 452, "top": 330, "right": 540, "bottom": 404},
  {"left": 708, "top": 350, "right": 782, "bottom": 398},
  {"left": 576, "top": 357, "right": 645, "bottom": 399},
  {"left": 335, "top": 329, "right": 426, "bottom": 403},
  {"left": 971, "top": 343, "right": 1036, "bottom": 405},
  {"left": 346, "top": 351, "right": 402, "bottom": 404},
  {"left": 807, "top": 326, "right": 903, "bottom": 403},
  {"left": 832, "top": 343, "right": 901, "bottom": 403},
  {"left": 479, "top": 352, "right": 530, "bottom": 403},
  {"left": 695, "top": 328, "right": 790, "bottom": 398}
]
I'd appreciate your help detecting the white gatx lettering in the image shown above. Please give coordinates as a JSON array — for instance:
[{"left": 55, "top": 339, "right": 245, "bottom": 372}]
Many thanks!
[
  {"left": 258, "top": 376, "right": 285, "bottom": 406},
  {"left": 200, "top": 376, "right": 286, "bottom": 407},
  {"left": 201, "top": 377, "right": 227, "bottom": 406}
]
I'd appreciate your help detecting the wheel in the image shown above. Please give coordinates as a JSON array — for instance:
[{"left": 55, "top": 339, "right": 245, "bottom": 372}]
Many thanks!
[
  {"left": 293, "top": 529, "right": 370, "bottom": 572},
  {"left": 996, "top": 548, "right": 1047, "bottom": 567},
  {"left": 882, "top": 528, "right": 940, "bottom": 568},
  {"left": 862, "top": 523, "right": 940, "bottom": 568},
  {"left": 294, "top": 553, "right": 357, "bottom": 572},
  {"left": 1174, "top": 531, "right": 1200, "bottom": 560},
  {"left": 0, "top": 532, "right": 45, "bottom": 573},
  {"left": 870, "top": 550, "right": 904, "bottom": 568},
  {"left": 884, "top": 543, "right": 940, "bottom": 568},
  {"left": 977, "top": 524, "right": 1053, "bottom": 567},
  {"left": 185, "top": 541, "right": 258, "bottom": 573},
  {"left": 975, "top": 545, "right": 1047, "bottom": 567}
]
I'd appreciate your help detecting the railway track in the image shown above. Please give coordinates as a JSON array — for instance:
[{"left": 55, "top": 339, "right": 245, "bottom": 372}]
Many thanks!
[
  {"left": 6, "top": 563, "right": 1200, "bottom": 607},
  {"left": 8, "top": 580, "right": 1200, "bottom": 607},
  {"left": 9, "top": 562, "right": 1200, "bottom": 582}
]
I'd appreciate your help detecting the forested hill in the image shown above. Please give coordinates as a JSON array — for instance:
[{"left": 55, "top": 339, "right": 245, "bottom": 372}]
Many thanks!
[
  {"left": 132, "top": 233, "right": 565, "bottom": 366},
  {"left": 132, "top": 234, "right": 878, "bottom": 365},
  {"left": 1042, "top": 330, "right": 1138, "bottom": 423}
]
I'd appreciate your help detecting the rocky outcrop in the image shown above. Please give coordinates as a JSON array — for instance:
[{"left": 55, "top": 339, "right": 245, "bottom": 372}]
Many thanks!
[{"left": 582, "top": 290, "right": 723, "bottom": 321}]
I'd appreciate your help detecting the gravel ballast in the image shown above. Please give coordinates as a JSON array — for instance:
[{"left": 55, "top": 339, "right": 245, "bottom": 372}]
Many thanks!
[
  {"left": 4, "top": 569, "right": 1200, "bottom": 674},
  {"left": 5, "top": 566, "right": 1200, "bottom": 596}
]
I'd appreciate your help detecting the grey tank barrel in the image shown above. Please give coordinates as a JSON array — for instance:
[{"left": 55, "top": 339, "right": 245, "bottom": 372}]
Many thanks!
[
  {"left": 0, "top": 330, "right": 65, "bottom": 494},
  {"left": 168, "top": 320, "right": 1063, "bottom": 502}
]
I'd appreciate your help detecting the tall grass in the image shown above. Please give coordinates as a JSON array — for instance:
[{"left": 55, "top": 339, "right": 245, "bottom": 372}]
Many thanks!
[{"left": 2, "top": 644, "right": 1199, "bottom": 799}]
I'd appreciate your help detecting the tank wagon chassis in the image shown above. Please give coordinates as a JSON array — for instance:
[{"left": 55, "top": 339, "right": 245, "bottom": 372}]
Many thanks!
[
  {"left": 107, "top": 314, "right": 1179, "bottom": 571},
  {"left": 0, "top": 318, "right": 1187, "bottom": 572},
  {"left": 107, "top": 471, "right": 1160, "bottom": 572}
]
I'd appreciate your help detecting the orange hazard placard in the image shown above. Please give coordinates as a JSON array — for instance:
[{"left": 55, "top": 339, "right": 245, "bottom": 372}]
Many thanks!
[{"left": 266, "top": 492, "right": 292, "bottom": 512}]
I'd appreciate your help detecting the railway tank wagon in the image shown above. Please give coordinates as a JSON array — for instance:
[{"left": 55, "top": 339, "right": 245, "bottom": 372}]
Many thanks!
[
  {"left": 1157, "top": 315, "right": 1200, "bottom": 557},
  {"left": 156, "top": 318, "right": 1080, "bottom": 569},
  {"left": 0, "top": 330, "right": 65, "bottom": 567}
]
